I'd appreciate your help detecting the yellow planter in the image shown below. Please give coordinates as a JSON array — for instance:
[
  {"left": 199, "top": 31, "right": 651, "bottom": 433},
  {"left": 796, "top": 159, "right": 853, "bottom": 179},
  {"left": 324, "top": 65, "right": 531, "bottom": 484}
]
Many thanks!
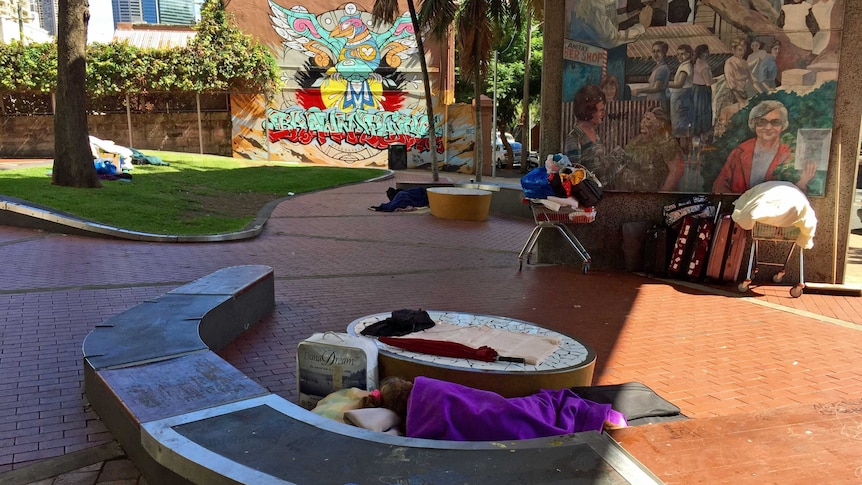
[{"left": 427, "top": 187, "right": 492, "bottom": 222}]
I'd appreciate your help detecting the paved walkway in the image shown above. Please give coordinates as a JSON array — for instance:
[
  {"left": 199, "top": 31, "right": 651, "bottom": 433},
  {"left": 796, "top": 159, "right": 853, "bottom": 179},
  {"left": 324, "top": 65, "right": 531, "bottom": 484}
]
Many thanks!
[{"left": 1, "top": 169, "right": 862, "bottom": 484}]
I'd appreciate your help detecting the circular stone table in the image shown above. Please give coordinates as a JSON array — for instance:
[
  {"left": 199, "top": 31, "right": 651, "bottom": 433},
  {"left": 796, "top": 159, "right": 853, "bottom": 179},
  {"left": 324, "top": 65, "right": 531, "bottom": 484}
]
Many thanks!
[{"left": 347, "top": 311, "right": 596, "bottom": 398}]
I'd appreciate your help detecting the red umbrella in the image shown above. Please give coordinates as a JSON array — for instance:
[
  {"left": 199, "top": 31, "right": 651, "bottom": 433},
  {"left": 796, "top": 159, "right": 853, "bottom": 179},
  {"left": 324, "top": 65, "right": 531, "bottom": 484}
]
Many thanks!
[{"left": 377, "top": 336, "right": 524, "bottom": 363}]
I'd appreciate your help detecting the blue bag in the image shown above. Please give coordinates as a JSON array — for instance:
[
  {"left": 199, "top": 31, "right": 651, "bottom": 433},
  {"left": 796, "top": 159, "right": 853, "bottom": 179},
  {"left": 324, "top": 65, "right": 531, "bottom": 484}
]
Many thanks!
[
  {"left": 520, "top": 166, "right": 554, "bottom": 199},
  {"left": 94, "top": 159, "right": 118, "bottom": 175}
]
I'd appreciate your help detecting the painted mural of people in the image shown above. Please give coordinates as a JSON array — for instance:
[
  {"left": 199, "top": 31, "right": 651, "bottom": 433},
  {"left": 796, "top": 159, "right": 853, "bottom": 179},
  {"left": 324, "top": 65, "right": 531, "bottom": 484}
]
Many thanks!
[
  {"left": 668, "top": 44, "right": 694, "bottom": 151},
  {"left": 750, "top": 38, "right": 780, "bottom": 91},
  {"left": 600, "top": 75, "right": 620, "bottom": 101},
  {"left": 567, "top": 0, "right": 648, "bottom": 50},
  {"left": 632, "top": 41, "right": 671, "bottom": 114},
  {"left": 748, "top": 38, "right": 769, "bottom": 78},
  {"left": 691, "top": 44, "right": 714, "bottom": 143},
  {"left": 778, "top": 0, "right": 815, "bottom": 52},
  {"left": 614, "top": 107, "right": 685, "bottom": 192},
  {"left": 563, "top": 84, "right": 610, "bottom": 184},
  {"left": 711, "top": 100, "right": 815, "bottom": 194},
  {"left": 810, "top": 0, "right": 835, "bottom": 55},
  {"left": 619, "top": 0, "right": 667, "bottom": 30},
  {"left": 713, "top": 36, "right": 759, "bottom": 136}
]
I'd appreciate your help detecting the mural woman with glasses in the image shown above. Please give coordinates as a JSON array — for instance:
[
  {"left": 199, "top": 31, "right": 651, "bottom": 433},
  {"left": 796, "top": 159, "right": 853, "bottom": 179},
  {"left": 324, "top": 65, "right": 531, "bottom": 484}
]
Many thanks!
[{"left": 711, "top": 100, "right": 815, "bottom": 194}]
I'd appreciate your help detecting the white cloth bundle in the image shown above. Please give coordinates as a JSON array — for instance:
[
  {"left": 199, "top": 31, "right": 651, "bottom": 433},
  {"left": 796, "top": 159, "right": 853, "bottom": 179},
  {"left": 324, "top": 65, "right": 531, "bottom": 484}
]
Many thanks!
[{"left": 731, "top": 181, "right": 818, "bottom": 249}]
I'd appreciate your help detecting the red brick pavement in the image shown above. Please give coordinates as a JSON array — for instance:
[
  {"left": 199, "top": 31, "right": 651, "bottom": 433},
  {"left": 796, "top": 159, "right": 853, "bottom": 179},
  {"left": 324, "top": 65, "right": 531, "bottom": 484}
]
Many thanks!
[{"left": 1, "top": 171, "right": 862, "bottom": 483}]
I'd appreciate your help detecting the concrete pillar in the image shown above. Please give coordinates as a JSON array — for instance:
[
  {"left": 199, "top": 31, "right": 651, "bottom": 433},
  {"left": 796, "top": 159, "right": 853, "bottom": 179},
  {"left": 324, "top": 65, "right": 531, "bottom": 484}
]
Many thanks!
[
  {"left": 830, "top": 0, "right": 862, "bottom": 283},
  {"left": 472, "top": 95, "right": 494, "bottom": 177},
  {"left": 539, "top": 0, "right": 564, "bottom": 161}
]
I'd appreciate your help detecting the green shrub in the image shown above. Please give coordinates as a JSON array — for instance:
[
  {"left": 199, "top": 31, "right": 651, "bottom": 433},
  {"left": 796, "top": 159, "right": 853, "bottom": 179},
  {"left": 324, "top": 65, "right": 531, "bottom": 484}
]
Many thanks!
[{"left": 0, "top": 0, "right": 278, "bottom": 97}]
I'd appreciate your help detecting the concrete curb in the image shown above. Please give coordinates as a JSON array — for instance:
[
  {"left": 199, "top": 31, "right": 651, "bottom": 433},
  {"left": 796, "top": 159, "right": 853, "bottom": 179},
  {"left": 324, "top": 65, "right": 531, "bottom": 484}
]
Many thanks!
[{"left": 0, "top": 441, "right": 124, "bottom": 485}]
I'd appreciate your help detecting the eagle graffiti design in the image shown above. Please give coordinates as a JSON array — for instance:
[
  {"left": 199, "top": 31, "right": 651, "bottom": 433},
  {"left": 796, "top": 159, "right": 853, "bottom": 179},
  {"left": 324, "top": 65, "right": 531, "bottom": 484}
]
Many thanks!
[{"left": 269, "top": 2, "right": 417, "bottom": 112}]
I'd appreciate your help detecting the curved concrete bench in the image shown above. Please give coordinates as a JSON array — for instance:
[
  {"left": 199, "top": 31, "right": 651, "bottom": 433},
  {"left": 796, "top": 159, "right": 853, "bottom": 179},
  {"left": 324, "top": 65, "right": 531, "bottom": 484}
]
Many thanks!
[{"left": 83, "top": 265, "right": 660, "bottom": 485}]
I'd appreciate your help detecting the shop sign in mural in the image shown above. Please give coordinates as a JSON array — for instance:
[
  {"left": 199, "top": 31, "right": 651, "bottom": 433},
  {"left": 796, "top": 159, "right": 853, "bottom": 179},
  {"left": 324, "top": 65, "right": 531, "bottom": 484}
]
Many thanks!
[{"left": 563, "top": 0, "right": 841, "bottom": 197}]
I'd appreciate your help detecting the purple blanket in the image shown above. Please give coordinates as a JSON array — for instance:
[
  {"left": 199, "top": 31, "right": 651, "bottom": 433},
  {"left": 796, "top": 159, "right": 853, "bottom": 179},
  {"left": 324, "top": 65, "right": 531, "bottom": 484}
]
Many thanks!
[{"left": 406, "top": 377, "right": 626, "bottom": 441}]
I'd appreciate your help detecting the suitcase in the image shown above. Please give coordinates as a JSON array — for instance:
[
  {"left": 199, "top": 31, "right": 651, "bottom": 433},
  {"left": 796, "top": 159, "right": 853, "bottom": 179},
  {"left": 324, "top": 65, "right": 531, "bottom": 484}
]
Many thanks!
[
  {"left": 643, "top": 225, "right": 671, "bottom": 277},
  {"left": 706, "top": 215, "right": 732, "bottom": 280},
  {"left": 668, "top": 216, "right": 698, "bottom": 275},
  {"left": 706, "top": 215, "right": 747, "bottom": 282},
  {"left": 297, "top": 332, "right": 379, "bottom": 410},
  {"left": 723, "top": 221, "right": 748, "bottom": 282},
  {"left": 684, "top": 218, "right": 714, "bottom": 280}
]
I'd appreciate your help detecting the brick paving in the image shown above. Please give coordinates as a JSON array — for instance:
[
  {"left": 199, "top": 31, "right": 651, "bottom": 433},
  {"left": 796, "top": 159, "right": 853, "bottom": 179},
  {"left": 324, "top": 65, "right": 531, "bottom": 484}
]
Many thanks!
[{"left": 1, "top": 169, "right": 861, "bottom": 483}]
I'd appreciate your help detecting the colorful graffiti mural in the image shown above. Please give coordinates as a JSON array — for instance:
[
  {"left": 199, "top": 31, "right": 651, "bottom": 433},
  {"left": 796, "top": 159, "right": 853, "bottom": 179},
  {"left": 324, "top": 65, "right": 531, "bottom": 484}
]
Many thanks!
[
  {"left": 563, "top": 0, "right": 840, "bottom": 197},
  {"left": 230, "top": 1, "right": 476, "bottom": 172},
  {"left": 267, "top": 2, "right": 438, "bottom": 166}
]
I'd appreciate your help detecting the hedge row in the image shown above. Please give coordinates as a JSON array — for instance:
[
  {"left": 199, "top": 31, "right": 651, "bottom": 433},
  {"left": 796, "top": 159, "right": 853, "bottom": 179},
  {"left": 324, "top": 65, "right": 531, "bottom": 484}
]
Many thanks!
[{"left": 0, "top": 1, "right": 278, "bottom": 96}]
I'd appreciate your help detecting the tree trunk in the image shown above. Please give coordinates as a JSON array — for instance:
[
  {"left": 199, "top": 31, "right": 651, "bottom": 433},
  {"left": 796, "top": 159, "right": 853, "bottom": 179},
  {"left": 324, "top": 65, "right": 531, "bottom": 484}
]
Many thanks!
[
  {"left": 53, "top": 0, "right": 100, "bottom": 188},
  {"left": 407, "top": 0, "right": 439, "bottom": 181},
  {"left": 473, "top": 41, "right": 483, "bottom": 182},
  {"left": 521, "top": 16, "right": 532, "bottom": 173}
]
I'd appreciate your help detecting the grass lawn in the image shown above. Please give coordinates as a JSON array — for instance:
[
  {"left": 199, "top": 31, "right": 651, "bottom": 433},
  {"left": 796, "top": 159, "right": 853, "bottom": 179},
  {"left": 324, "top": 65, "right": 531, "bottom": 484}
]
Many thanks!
[{"left": 0, "top": 151, "right": 386, "bottom": 236}]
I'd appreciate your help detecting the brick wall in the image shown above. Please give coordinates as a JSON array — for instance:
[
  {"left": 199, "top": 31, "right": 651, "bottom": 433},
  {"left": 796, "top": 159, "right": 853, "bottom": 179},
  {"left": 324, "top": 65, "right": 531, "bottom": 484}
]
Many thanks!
[{"left": 0, "top": 112, "right": 232, "bottom": 158}]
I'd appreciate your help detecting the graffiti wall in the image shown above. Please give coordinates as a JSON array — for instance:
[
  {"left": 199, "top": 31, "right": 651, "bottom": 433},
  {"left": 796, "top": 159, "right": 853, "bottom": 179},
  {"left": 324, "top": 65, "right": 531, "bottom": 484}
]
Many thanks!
[
  {"left": 563, "top": 0, "right": 841, "bottom": 196},
  {"left": 228, "top": 0, "right": 476, "bottom": 173}
]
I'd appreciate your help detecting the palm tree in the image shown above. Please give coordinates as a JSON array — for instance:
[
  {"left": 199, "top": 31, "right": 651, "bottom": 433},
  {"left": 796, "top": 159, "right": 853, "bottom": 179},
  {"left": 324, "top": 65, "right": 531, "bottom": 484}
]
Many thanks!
[
  {"left": 457, "top": 0, "right": 521, "bottom": 182},
  {"left": 375, "top": 0, "right": 522, "bottom": 182},
  {"left": 372, "top": 0, "right": 456, "bottom": 182},
  {"left": 520, "top": 1, "right": 542, "bottom": 173}
]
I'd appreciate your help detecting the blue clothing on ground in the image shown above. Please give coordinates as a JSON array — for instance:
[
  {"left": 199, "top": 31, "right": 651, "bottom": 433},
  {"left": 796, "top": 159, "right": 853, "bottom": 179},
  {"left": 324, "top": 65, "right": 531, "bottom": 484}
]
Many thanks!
[{"left": 372, "top": 187, "right": 428, "bottom": 212}]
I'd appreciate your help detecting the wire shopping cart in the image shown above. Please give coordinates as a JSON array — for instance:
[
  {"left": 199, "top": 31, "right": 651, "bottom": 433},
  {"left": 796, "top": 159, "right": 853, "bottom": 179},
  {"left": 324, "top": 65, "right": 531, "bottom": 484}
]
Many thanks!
[
  {"left": 518, "top": 200, "right": 596, "bottom": 272},
  {"left": 738, "top": 222, "right": 805, "bottom": 298}
]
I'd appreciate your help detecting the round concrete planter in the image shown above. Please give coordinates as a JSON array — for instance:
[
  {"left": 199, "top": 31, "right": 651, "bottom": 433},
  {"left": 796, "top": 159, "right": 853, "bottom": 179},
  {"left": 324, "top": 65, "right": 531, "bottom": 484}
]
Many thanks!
[{"left": 427, "top": 187, "right": 493, "bottom": 221}]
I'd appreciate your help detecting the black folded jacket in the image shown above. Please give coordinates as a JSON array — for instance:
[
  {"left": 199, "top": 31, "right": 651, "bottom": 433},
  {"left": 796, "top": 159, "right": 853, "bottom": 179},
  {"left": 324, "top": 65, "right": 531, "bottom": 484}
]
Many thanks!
[{"left": 360, "top": 309, "right": 435, "bottom": 337}]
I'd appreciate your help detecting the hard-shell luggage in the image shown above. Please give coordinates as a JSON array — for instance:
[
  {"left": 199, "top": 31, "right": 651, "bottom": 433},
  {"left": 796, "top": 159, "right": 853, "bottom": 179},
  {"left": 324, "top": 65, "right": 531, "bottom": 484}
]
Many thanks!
[
  {"left": 706, "top": 215, "right": 732, "bottom": 280},
  {"left": 706, "top": 215, "right": 747, "bottom": 282},
  {"left": 643, "top": 225, "right": 671, "bottom": 277},
  {"left": 668, "top": 216, "right": 698, "bottom": 275},
  {"left": 723, "top": 222, "right": 748, "bottom": 282},
  {"left": 297, "top": 332, "right": 379, "bottom": 410},
  {"left": 684, "top": 218, "right": 714, "bottom": 280}
]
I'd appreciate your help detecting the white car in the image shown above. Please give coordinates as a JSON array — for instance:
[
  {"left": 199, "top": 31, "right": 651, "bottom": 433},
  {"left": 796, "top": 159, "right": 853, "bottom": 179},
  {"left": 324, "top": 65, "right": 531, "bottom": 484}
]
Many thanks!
[{"left": 494, "top": 132, "right": 522, "bottom": 168}]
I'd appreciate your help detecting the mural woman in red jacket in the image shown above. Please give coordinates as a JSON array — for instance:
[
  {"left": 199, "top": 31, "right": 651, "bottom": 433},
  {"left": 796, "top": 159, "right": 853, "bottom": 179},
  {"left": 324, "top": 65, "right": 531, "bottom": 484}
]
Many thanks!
[{"left": 712, "top": 100, "right": 814, "bottom": 194}]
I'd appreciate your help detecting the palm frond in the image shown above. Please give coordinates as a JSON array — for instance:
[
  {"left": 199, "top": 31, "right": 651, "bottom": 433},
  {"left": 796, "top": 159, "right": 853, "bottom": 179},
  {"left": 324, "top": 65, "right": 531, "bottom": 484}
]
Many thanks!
[
  {"left": 418, "top": 0, "right": 457, "bottom": 39},
  {"left": 371, "top": 0, "right": 401, "bottom": 26},
  {"left": 528, "top": 0, "right": 543, "bottom": 22}
]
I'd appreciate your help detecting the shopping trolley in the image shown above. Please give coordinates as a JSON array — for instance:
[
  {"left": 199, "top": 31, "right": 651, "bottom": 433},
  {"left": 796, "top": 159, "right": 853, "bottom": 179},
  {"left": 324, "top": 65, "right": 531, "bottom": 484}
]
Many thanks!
[
  {"left": 518, "top": 200, "right": 596, "bottom": 272},
  {"left": 737, "top": 222, "right": 805, "bottom": 298}
]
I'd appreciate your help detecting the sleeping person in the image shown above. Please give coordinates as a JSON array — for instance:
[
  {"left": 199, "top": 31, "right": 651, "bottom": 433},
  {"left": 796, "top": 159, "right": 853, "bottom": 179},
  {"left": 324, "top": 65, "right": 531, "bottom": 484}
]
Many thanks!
[{"left": 360, "top": 376, "right": 627, "bottom": 441}]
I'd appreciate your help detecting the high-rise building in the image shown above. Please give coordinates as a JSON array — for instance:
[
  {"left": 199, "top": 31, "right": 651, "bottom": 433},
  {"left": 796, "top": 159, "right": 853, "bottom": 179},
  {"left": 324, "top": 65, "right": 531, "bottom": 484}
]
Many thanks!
[
  {"left": 34, "top": 0, "right": 55, "bottom": 35},
  {"left": 0, "top": 0, "right": 51, "bottom": 42},
  {"left": 157, "top": 0, "right": 196, "bottom": 25},
  {"left": 111, "top": 0, "right": 144, "bottom": 26},
  {"left": 141, "top": 0, "right": 157, "bottom": 24},
  {"left": 111, "top": 0, "right": 200, "bottom": 27}
]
